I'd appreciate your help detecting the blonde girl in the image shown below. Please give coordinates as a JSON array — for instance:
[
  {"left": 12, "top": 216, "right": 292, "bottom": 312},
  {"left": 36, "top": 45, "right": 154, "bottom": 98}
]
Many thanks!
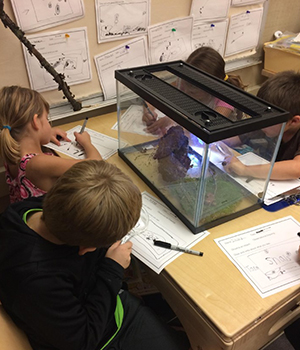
[{"left": 0, "top": 86, "right": 102, "bottom": 203}]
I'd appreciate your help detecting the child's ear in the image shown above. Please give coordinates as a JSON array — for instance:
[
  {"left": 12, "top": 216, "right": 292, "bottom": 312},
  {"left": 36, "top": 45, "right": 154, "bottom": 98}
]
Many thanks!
[
  {"left": 31, "top": 114, "right": 40, "bottom": 130},
  {"left": 78, "top": 247, "right": 97, "bottom": 256},
  {"left": 290, "top": 115, "right": 300, "bottom": 125}
]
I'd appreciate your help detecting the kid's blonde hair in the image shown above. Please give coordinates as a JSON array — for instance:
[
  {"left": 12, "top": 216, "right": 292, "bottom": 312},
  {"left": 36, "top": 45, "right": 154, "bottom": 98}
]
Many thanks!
[
  {"left": 0, "top": 86, "right": 49, "bottom": 165},
  {"left": 43, "top": 160, "right": 142, "bottom": 247}
]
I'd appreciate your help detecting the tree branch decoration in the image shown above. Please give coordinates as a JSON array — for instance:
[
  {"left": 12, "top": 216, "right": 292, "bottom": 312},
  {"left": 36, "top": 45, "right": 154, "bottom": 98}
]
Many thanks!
[{"left": 0, "top": 1, "right": 82, "bottom": 111}]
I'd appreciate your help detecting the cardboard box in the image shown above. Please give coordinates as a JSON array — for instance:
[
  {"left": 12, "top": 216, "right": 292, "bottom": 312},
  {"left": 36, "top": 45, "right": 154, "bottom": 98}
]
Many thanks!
[{"left": 264, "top": 42, "right": 300, "bottom": 74}]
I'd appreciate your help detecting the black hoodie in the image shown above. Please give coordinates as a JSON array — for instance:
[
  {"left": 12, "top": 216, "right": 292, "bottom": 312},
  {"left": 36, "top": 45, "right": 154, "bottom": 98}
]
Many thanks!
[{"left": 0, "top": 197, "right": 124, "bottom": 350}]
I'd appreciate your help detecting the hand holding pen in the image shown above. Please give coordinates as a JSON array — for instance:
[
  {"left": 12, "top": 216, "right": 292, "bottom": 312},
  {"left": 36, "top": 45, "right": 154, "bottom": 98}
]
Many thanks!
[{"left": 142, "top": 100, "right": 158, "bottom": 126}]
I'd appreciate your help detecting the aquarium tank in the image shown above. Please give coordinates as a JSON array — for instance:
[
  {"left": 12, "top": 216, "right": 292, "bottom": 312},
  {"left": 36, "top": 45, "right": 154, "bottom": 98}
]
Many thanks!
[{"left": 115, "top": 61, "right": 289, "bottom": 233}]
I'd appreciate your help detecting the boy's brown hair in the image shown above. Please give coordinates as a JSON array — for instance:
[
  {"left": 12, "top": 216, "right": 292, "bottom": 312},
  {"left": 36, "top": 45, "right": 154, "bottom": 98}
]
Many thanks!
[
  {"left": 257, "top": 71, "right": 300, "bottom": 121},
  {"left": 43, "top": 160, "right": 142, "bottom": 247},
  {"left": 0, "top": 86, "right": 49, "bottom": 164}
]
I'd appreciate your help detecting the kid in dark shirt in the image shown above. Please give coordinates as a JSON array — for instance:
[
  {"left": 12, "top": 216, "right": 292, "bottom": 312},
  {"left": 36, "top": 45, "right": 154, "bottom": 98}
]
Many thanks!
[{"left": 0, "top": 160, "right": 190, "bottom": 350}]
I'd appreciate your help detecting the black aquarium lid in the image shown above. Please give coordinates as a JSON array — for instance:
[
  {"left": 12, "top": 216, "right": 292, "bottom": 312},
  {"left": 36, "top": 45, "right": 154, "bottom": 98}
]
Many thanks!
[{"left": 115, "top": 61, "right": 289, "bottom": 144}]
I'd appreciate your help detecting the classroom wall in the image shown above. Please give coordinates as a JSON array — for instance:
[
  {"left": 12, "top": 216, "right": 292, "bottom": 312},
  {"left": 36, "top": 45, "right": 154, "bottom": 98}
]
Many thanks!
[{"left": 1, "top": 0, "right": 300, "bottom": 111}]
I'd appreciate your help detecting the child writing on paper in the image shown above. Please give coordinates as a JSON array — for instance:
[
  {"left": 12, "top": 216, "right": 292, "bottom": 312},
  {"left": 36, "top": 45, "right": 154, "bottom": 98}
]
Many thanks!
[
  {"left": 0, "top": 86, "right": 102, "bottom": 203},
  {"left": 223, "top": 71, "right": 300, "bottom": 180},
  {"left": 0, "top": 160, "right": 190, "bottom": 350},
  {"left": 142, "top": 46, "right": 246, "bottom": 135}
]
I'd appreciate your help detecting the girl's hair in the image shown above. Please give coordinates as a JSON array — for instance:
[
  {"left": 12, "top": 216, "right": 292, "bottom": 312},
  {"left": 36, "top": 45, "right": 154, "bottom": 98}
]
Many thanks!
[
  {"left": 0, "top": 86, "right": 49, "bottom": 165},
  {"left": 186, "top": 46, "right": 246, "bottom": 90},
  {"left": 257, "top": 71, "right": 300, "bottom": 121},
  {"left": 43, "top": 160, "right": 142, "bottom": 247}
]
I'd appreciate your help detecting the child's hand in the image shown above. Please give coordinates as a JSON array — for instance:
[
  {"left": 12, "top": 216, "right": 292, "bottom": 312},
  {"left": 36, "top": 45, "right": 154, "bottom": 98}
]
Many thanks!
[
  {"left": 223, "top": 155, "right": 248, "bottom": 177},
  {"left": 145, "top": 116, "right": 173, "bottom": 135},
  {"left": 50, "top": 127, "right": 71, "bottom": 146},
  {"left": 74, "top": 131, "right": 92, "bottom": 148},
  {"left": 142, "top": 104, "right": 158, "bottom": 126},
  {"left": 105, "top": 241, "right": 132, "bottom": 269}
]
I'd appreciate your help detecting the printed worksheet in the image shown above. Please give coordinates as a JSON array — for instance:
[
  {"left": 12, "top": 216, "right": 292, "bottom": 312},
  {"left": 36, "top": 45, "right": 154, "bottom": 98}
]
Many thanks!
[
  {"left": 215, "top": 216, "right": 300, "bottom": 298},
  {"left": 23, "top": 27, "right": 92, "bottom": 92},
  {"left": 45, "top": 126, "right": 120, "bottom": 160},
  {"left": 192, "top": 19, "right": 228, "bottom": 56},
  {"left": 225, "top": 7, "right": 264, "bottom": 56},
  {"left": 94, "top": 36, "right": 149, "bottom": 100},
  {"left": 95, "top": 0, "right": 150, "bottom": 43},
  {"left": 190, "top": 0, "right": 231, "bottom": 21},
  {"left": 10, "top": 0, "right": 85, "bottom": 33},
  {"left": 128, "top": 192, "right": 209, "bottom": 274},
  {"left": 111, "top": 104, "right": 166, "bottom": 136},
  {"left": 148, "top": 17, "right": 193, "bottom": 64}
]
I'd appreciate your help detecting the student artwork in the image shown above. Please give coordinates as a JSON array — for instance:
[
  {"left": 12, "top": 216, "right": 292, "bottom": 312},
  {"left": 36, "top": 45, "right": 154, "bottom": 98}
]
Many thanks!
[
  {"left": 22, "top": 27, "right": 92, "bottom": 92},
  {"left": 192, "top": 19, "right": 228, "bottom": 56},
  {"left": 224, "top": 8, "right": 263, "bottom": 56},
  {"left": 95, "top": 0, "right": 150, "bottom": 43},
  {"left": 94, "top": 36, "right": 149, "bottom": 100},
  {"left": 215, "top": 216, "right": 300, "bottom": 298},
  {"left": 10, "top": 0, "right": 85, "bottom": 33},
  {"left": 190, "top": 0, "right": 231, "bottom": 21},
  {"left": 148, "top": 17, "right": 193, "bottom": 64}
]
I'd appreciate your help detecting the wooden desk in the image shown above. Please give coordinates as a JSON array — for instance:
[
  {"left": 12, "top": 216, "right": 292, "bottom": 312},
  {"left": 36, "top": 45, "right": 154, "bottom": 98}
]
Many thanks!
[
  {"left": 3, "top": 112, "right": 297, "bottom": 350},
  {"left": 55, "top": 112, "right": 300, "bottom": 350}
]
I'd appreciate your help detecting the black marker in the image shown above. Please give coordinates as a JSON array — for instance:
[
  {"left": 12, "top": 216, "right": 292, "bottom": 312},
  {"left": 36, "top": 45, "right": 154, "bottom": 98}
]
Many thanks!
[{"left": 153, "top": 240, "right": 203, "bottom": 256}]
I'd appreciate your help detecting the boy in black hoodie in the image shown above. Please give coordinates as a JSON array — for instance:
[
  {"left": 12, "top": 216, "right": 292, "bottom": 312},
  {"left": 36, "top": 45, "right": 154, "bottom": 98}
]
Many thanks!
[{"left": 0, "top": 160, "right": 190, "bottom": 350}]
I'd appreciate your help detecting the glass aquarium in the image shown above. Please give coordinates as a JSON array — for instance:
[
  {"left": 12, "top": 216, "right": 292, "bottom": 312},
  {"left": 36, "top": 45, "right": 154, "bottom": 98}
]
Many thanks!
[{"left": 115, "top": 61, "right": 289, "bottom": 233}]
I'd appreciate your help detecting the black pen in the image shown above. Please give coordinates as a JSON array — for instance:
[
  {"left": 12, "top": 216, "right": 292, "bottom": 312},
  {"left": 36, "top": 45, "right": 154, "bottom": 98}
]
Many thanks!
[
  {"left": 79, "top": 117, "right": 88, "bottom": 134},
  {"left": 153, "top": 240, "right": 203, "bottom": 256},
  {"left": 142, "top": 100, "right": 156, "bottom": 121}
]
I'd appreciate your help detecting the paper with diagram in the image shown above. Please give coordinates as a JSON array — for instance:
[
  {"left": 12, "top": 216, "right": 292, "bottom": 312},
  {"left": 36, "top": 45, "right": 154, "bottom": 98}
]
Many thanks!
[
  {"left": 215, "top": 216, "right": 300, "bottom": 298},
  {"left": 95, "top": 0, "right": 150, "bottom": 43},
  {"left": 94, "top": 36, "right": 149, "bottom": 100},
  {"left": 190, "top": 0, "right": 231, "bottom": 21},
  {"left": 192, "top": 19, "right": 228, "bottom": 56},
  {"left": 45, "top": 126, "right": 119, "bottom": 160},
  {"left": 225, "top": 7, "right": 263, "bottom": 56},
  {"left": 23, "top": 27, "right": 91, "bottom": 92},
  {"left": 130, "top": 192, "right": 209, "bottom": 274},
  {"left": 148, "top": 17, "right": 193, "bottom": 64},
  {"left": 111, "top": 104, "right": 166, "bottom": 136},
  {"left": 10, "top": 0, "right": 85, "bottom": 33}
]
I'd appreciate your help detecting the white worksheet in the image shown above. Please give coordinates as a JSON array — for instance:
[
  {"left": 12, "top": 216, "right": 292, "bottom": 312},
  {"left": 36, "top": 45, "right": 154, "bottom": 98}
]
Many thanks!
[
  {"left": 210, "top": 148, "right": 300, "bottom": 202},
  {"left": 10, "top": 0, "right": 85, "bottom": 33},
  {"left": 45, "top": 126, "right": 119, "bottom": 160},
  {"left": 23, "top": 27, "right": 92, "bottom": 92},
  {"left": 148, "top": 17, "right": 193, "bottom": 64},
  {"left": 224, "top": 7, "right": 263, "bottom": 56},
  {"left": 215, "top": 216, "right": 300, "bottom": 298},
  {"left": 95, "top": 0, "right": 150, "bottom": 43},
  {"left": 192, "top": 19, "right": 228, "bottom": 56},
  {"left": 94, "top": 36, "right": 149, "bottom": 100},
  {"left": 111, "top": 104, "right": 165, "bottom": 136},
  {"left": 190, "top": 0, "right": 231, "bottom": 21},
  {"left": 130, "top": 192, "right": 209, "bottom": 274}
]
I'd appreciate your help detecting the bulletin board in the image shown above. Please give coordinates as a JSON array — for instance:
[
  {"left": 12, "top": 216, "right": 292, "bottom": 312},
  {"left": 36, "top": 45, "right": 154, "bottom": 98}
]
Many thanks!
[{"left": 0, "top": 0, "right": 298, "bottom": 120}]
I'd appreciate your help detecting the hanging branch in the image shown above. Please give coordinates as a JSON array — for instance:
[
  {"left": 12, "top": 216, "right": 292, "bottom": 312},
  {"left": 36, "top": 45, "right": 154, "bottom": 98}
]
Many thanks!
[{"left": 0, "top": 1, "right": 82, "bottom": 111}]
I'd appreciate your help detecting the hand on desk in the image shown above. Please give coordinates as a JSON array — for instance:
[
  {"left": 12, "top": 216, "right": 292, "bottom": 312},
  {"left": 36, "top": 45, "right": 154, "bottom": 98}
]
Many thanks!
[
  {"left": 222, "top": 155, "right": 248, "bottom": 177},
  {"left": 50, "top": 127, "right": 71, "bottom": 146}
]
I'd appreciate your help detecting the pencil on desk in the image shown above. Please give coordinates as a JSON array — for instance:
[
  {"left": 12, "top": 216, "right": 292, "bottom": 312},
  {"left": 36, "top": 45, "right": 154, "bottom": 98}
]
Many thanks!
[{"left": 79, "top": 118, "right": 89, "bottom": 134}]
